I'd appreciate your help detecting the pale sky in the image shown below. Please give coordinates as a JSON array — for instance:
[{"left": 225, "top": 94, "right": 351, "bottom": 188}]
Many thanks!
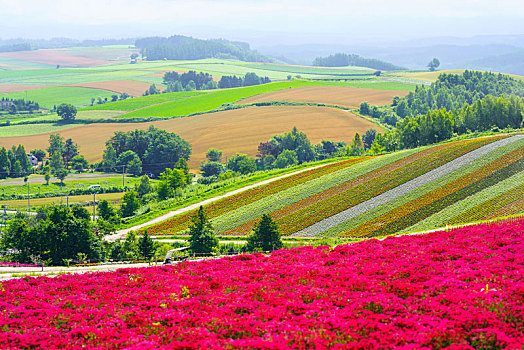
[{"left": 1, "top": 0, "right": 523, "bottom": 44}]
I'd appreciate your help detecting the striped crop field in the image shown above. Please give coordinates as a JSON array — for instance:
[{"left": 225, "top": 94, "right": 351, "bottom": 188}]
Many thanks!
[{"left": 141, "top": 134, "right": 524, "bottom": 237}]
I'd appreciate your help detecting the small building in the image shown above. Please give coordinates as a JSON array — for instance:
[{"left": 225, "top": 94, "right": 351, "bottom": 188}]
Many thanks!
[
  {"left": 0, "top": 100, "right": 14, "bottom": 109},
  {"left": 27, "top": 153, "right": 38, "bottom": 166}
]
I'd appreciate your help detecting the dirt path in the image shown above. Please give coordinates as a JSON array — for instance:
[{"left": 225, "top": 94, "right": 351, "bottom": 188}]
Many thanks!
[
  {"left": 106, "top": 162, "right": 335, "bottom": 241},
  {"left": 291, "top": 134, "right": 524, "bottom": 236}
]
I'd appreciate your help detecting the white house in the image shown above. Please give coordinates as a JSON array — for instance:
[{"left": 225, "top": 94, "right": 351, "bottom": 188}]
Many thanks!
[{"left": 27, "top": 153, "right": 38, "bottom": 166}]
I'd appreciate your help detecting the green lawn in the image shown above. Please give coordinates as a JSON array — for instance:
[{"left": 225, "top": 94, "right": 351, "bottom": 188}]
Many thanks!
[{"left": 0, "top": 123, "right": 76, "bottom": 137}]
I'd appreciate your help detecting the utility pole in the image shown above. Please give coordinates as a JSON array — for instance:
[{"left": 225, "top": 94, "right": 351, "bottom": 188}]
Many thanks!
[
  {"left": 122, "top": 165, "right": 125, "bottom": 188},
  {"left": 93, "top": 192, "right": 96, "bottom": 221},
  {"left": 27, "top": 182, "right": 30, "bottom": 213}
]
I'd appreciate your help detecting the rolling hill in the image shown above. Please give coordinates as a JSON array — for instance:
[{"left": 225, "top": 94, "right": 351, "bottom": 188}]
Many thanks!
[{"left": 139, "top": 134, "right": 524, "bottom": 237}]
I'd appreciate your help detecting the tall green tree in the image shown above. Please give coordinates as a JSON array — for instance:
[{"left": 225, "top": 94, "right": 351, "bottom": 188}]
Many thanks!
[
  {"left": 47, "top": 134, "right": 64, "bottom": 158},
  {"left": 157, "top": 168, "right": 187, "bottom": 200},
  {"left": 62, "top": 138, "right": 79, "bottom": 167},
  {"left": 188, "top": 206, "right": 218, "bottom": 254},
  {"left": 205, "top": 148, "right": 223, "bottom": 162},
  {"left": 57, "top": 103, "right": 77, "bottom": 121},
  {"left": 138, "top": 231, "right": 155, "bottom": 259},
  {"left": 245, "top": 214, "right": 282, "bottom": 252},
  {"left": 120, "top": 191, "right": 140, "bottom": 218},
  {"left": 102, "top": 144, "right": 117, "bottom": 172},
  {"left": 0, "top": 147, "right": 10, "bottom": 179}
]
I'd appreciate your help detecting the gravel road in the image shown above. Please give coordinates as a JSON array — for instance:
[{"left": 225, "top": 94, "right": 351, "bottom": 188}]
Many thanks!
[{"left": 291, "top": 134, "right": 524, "bottom": 237}]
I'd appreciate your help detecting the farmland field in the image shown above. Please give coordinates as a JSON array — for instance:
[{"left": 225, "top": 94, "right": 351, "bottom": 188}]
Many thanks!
[
  {"left": 6, "top": 86, "right": 116, "bottom": 108},
  {"left": 0, "top": 49, "right": 108, "bottom": 67},
  {"left": 238, "top": 86, "right": 407, "bottom": 108},
  {"left": 0, "top": 106, "right": 379, "bottom": 169},
  {"left": 68, "top": 79, "right": 158, "bottom": 97}
]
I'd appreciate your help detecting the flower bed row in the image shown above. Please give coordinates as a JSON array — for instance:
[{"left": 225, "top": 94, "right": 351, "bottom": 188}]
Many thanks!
[
  {"left": 219, "top": 144, "right": 449, "bottom": 236},
  {"left": 488, "top": 195, "right": 524, "bottom": 219},
  {"left": 321, "top": 136, "right": 524, "bottom": 236},
  {"left": 343, "top": 145, "right": 524, "bottom": 237},
  {"left": 142, "top": 157, "right": 369, "bottom": 236},
  {"left": 0, "top": 220, "right": 523, "bottom": 348},
  {"left": 0, "top": 262, "right": 39, "bottom": 268},
  {"left": 451, "top": 182, "right": 524, "bottom": 224},
  {"left": 351, "top": 155, "right": 524, "bottom": 238},
  {"left": 274, "top": 136, "right": 502, "bottom": 236}
]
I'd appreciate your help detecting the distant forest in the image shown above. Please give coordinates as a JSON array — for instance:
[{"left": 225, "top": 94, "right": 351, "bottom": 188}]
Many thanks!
[
  {"left": 360, "top": 70, "right": 524, "bottom": 151},
  {"left": 135, "top": 35, "right": 270, "bottom": 62},
  {"left": 312, "top": 53, "right": 404, "bottom": 71},
  {"left": 0, "top": 38, "right": 136, "bottom": 52}
]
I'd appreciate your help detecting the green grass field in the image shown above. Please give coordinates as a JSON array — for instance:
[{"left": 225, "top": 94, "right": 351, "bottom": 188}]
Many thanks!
[
  {"left": 0, "top": 173, "right": 143, "bottom": 195},
  {"left": 85, "top": 91, "right": 207, "bottom": 111},
  {"left": 6, "top": 87, "right": 116, "bottom": 108}
]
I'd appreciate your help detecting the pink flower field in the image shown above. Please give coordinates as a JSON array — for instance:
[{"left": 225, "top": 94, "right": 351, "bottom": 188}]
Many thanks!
[{"left": 1, "top": 221, "right": 523, "bottom": 349}]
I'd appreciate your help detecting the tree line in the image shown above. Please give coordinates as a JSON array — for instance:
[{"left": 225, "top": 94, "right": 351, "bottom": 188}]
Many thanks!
[
  {"left": 312, "top": 53, "right": 404, "bottom": 71},
  {"left": 135, "top": 35, "right": 270, "bottom": 62},
  {"left": 0, "top": 97, "right": 40, "bottom": 114}
]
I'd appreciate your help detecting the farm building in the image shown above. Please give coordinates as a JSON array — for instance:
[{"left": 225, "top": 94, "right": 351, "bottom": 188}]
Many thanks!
[
  {"left": 27, "top": 153, "right": 38, "bottom": 166},
  {"left": 0, "top": 100, "right": 14, "bottom": 109}
]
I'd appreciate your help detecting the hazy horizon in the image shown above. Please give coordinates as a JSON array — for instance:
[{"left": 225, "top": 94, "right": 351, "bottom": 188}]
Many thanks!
[{"left": 1, "top": 0, "right": 523, "bottom": 47}]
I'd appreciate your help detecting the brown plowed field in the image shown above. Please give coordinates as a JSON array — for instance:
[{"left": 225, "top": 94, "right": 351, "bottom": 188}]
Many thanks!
[
  {"left": 0, "top": 50, "right": 107, "bottom": 67},
  {"left": 0, "top": 84, "right": 45, "bottom": 93},
  {"left": 238, "top": 86, "right": 408, "bottom": 108},
  {"left": 68, "top": 80, "right": 157, "bottom": 97},
  {"left": 0, "top": 106, "right": 381, "bottom": 170}
]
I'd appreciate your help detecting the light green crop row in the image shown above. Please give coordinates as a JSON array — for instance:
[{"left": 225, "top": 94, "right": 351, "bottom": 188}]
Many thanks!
[
  {"left": 402, "top": 169, "right": 524, "bottom": 233},
  {"left": 209, "top": 149, "right": 419, "bottom": 234},
  {"left": 321, "top": 138, "right": 524, "bottom": 236}
]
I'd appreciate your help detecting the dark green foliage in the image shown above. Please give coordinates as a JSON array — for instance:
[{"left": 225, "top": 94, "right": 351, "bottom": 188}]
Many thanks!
[
  {"left": 200, "top": 161, "right": 224, "bottom": 177},
  {"left": 56, "top": 103, "right": 77, "bottom": 121},
  {"left": 120, "top": 191, "right": 140, "bottom": 218},
  {"left": 245, "top": 214, "right": 282, "bottom": 252},
  {"left": 55, "top": 168, "right": 68, "bottom": 183},
  {"left": 157, "top": 168, "right": 187, "bottom": 200},
  {"left": 98, "top": 199, "right": 119, "bottom": 223},
  {"left": 0, "top": 97, "right": 39, "bottom": 113},
  {"left": 188, "top": 206, "right": 218, "bottom": 254},
  {"left": 274, "top": 150, "right": 298, "bottom": 169},
  {"left": 427, "top": 58, "right": 440, "bottom": 72},
  {"left": 135, "top": 35, "right": 270, "bottom": 62},
  {"left": 402, "top": 70, "right": 524, "bottom": 117},
  {"left": 218, "top": 73, "right": 270, "bottom": 88},
  {"left": 105, "top": 126, "right": 191, "bottom": 176},
  {"left": 143, "top": 84, "right": 160, "bottom": 96},
  {"left": 226, "top": 154, "right": 257, "bottom": 174},
  {"left": 163, "top": 70, "right": 213, "bottom": 90},
  {"left": 138, "top": 231, "right": 155, "bottom": 259},
  {"left": 71, "top": 155, "right": 88, "bottom": 172},
  {"left": 136, "top": 175, "right": 153, "bottom": 197},
  {"left": 62, "top": 138, "right": 78, "bottom": 166},
  {"left": 359, "top": 101, "right": 370, "bottom": 115},
  {"left": 30, "top": 149, "right": 46, "bottom": 161},
  {"left": 205, "top": 148, "right": 222, "bottom": 162},
  {"left": 312, "top": 53, "right": 404, "bottom": 70},
  {"left": 362, "top": 129, "right": 377, "bottom": 150},
  {"left": 1, "top": 205, "right": 102, "bottom": 266}
]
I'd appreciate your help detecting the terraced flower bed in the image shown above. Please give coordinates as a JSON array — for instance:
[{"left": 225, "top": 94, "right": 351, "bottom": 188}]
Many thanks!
[
  {"left": 1, "top": 220, "right": 523, "bottom": 348},
  {"left": 450, "top": 183, "right": 524, "bottom": 224},
  {"left": 343, "top": 146, "right": 524, "bottom": 237},
  {"left": 276, "top": 136, "right": 502, "bottom": 236},
  {"left": 142, "top": 157, "right": 369, "bottom": 236}
]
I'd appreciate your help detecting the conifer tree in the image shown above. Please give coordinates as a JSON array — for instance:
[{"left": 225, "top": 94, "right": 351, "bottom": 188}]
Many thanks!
[
  {"left": 188, "top": 206, "right": 218, "bottom": 254},
  {"left": 246, "top": 214, "right": 283, "bottom": 252}
]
